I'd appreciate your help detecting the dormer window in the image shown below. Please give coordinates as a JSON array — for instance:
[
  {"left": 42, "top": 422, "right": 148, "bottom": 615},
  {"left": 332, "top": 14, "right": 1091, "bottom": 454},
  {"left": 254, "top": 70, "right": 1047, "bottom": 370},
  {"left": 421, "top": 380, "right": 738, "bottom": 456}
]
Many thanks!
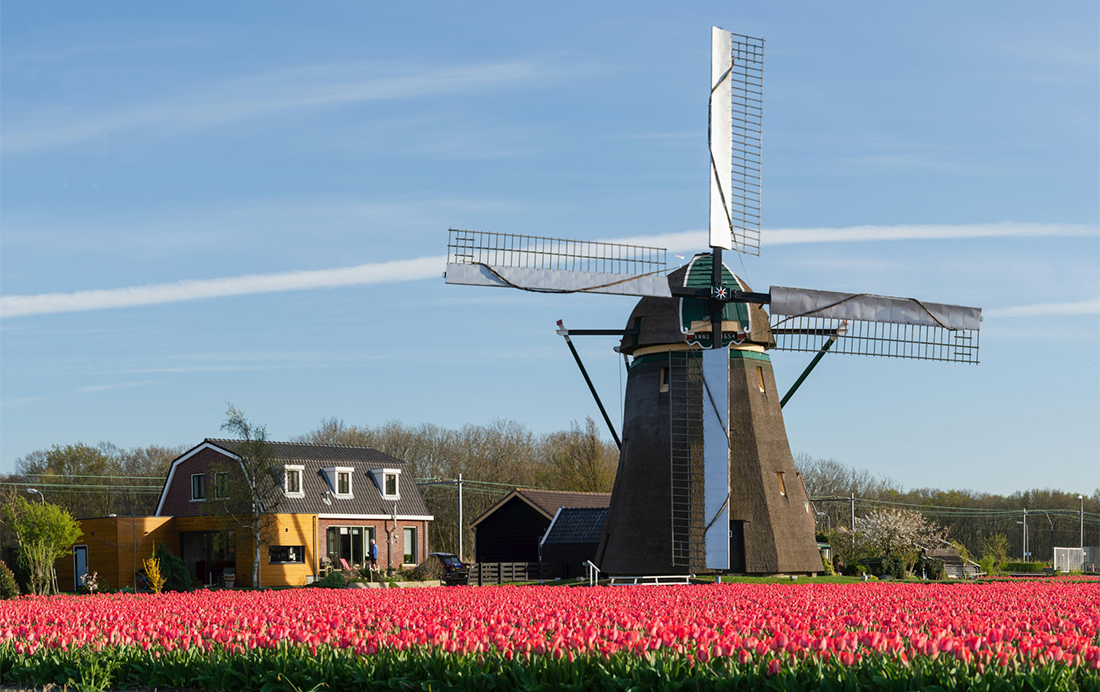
[
  {"left": 322, "top": 466, "right": 355, "bottom": 498},
  {"left": 284, "top": 465, "right": 304, "bottom": 498},
  {"left": 370, "top": 468, "right": 401, "bottom": 500}
]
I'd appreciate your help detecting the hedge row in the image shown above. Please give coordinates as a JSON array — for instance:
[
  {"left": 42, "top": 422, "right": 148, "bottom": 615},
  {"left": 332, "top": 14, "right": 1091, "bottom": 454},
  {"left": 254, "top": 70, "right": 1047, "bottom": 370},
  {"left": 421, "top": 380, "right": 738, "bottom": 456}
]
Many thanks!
[{"left": 1001, "top": 562, "right": 1048, "bottom": 573}]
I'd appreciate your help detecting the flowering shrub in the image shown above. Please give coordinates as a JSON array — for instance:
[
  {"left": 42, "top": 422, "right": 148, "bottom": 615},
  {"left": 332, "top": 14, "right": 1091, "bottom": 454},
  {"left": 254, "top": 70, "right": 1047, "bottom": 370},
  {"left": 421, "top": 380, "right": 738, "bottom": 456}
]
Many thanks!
[
  {"left": 78, "top": 571, "right": 99, "bottom": 594},
  {"left": 142, "top": 557, "right": 165, "bottom": 594},
  {"left": 0, "top": 581, "right": 1096, "bottom": 690}
]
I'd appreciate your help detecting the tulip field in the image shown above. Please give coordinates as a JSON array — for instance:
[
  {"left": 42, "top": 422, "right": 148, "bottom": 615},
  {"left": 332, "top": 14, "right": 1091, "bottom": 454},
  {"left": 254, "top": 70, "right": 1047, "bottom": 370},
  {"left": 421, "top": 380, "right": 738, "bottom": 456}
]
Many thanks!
[{"left": 2, "top": 581, "right": 1098, "bottom": 691}]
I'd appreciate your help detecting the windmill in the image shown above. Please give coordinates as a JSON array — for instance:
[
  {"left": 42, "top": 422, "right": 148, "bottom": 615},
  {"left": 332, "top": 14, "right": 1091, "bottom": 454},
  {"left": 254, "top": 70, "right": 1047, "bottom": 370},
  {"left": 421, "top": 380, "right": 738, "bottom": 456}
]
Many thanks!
[{"left": 444, "top": 27, "right": 981, "bottom": 575}]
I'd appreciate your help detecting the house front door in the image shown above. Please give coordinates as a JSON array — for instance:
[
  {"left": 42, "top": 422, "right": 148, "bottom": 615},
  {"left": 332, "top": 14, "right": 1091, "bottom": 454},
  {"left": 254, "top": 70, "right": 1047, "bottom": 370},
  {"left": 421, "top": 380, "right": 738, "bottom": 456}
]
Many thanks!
[{"left": 73, "top": 546, "right": 88, "bottom": 591}]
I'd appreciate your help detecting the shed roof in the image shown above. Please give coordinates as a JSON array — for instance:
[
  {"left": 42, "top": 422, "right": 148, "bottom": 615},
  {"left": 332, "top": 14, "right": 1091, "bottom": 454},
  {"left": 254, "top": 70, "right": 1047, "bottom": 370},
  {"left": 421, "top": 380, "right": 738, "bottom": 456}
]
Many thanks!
[
  {"left": 470, "top": 488, "right": 611, "bottom": 527},
  {"left": 542, "top": 506, "right": 609, "bottom": 545}
]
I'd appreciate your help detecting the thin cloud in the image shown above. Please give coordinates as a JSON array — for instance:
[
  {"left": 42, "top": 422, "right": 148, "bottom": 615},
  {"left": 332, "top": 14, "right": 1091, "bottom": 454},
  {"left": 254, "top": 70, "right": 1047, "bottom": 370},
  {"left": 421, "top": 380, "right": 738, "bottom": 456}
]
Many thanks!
[
  {"left": 986, "top": 298, "right": 1100, "bottom": 318},
  {"left": 0, "top": 395, "right": 49, "bottom": 409},
  {"left": 765, "top": 222, "right": 1097, "bottom": 245},
  {"left": 76, "top": 380, "right": 165, "bottom": 394},
  {"left": 3, "top": 60, "right": 551, "bottom": 154},
  {"left": 609, "top": 222, "right": 1096, "bottom": 252},
  {"left": 1, "top": 256, "right": 443, "bottom": 318},
  {"left": 3, "top": 222, "right": 1095, "bottom": 318}
]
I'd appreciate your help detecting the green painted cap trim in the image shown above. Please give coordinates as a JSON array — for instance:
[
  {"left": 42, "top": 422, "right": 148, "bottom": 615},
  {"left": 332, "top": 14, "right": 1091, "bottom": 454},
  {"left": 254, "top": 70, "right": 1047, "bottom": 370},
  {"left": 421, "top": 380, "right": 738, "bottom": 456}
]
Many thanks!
[{"left": 680, "top": 253, "right": 751, "bottom": 348}]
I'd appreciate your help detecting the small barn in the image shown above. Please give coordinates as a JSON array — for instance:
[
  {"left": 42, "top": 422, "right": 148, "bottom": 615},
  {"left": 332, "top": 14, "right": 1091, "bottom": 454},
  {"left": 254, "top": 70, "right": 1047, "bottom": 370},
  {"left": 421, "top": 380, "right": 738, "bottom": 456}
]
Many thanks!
[
  {"left": 471, "top": 488, "right": 610, "bottom": 564},
  {"left": 539, "top": 506, "right": 609, "bottom": 579}
]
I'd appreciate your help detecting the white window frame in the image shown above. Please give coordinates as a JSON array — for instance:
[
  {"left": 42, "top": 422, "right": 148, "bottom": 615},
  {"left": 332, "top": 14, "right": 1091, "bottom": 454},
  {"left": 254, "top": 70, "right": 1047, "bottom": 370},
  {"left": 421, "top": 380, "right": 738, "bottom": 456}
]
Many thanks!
[
  {"left": 269, "top": 545, "right": 305, "bottom": 564},
  {"left": 402, "top": 526, "right": 417, "bottom": 566},
  {"left": 190, "top": 473, "right": 206, "bottom": 502},
  {"left": 370, "top": 468, "right": 401, "bottom": 500},
  {"left": 283, "top": 465, "right": 305, "bottom": 498},
  {"left": 323, "top": 466, "right": 355, "bottom": 498}
]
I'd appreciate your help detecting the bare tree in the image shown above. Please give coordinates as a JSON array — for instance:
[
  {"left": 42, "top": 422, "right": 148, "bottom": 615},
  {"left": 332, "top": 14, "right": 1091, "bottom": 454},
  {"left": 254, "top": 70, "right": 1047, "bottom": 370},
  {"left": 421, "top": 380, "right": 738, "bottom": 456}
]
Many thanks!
[
  {"left": 538, "top": 418, "right": 617, "bottom": 493},
  {"left": 214, "top": 405, "right": 281, "bottom": 589}
]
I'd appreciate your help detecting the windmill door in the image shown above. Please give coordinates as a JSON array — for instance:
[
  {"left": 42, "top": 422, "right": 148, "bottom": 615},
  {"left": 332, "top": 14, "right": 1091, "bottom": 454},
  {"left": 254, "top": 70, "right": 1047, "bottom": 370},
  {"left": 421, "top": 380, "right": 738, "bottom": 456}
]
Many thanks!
[{"left": 729, "top": 521, "right": 746, "bottom": 573}]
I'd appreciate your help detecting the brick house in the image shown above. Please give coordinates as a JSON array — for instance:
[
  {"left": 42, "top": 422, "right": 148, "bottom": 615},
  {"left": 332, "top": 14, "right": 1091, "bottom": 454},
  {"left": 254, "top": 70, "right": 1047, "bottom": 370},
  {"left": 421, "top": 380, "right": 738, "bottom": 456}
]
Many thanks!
[{"left": 56, "top": 439, "right": 433, "bottom": 591}]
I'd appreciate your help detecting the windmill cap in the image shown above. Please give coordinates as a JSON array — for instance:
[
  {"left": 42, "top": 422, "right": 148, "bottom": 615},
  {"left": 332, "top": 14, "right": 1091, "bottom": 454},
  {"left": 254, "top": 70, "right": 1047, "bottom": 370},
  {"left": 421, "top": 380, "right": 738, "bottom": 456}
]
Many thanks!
[{"left": 618, "top": 253, "right": 774, "bottom": 355}]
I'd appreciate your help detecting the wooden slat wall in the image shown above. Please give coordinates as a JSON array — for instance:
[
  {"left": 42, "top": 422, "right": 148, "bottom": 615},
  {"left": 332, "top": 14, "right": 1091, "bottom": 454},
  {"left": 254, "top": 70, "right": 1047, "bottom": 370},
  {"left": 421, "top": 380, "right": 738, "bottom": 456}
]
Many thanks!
[
  {"left": 174, "top": 513, "right": 318, "bottom": 588},
  {"left": 261, "top": 514, "right": 317, "bottom": 588},
  {"left": 115, "top": 516, "right": 175, "bottom": 590},
  {"left": 55, "top": 513, "right": 321, "bottom": 591},
  {"left": 55, "top": 517, "right": 120, "bottom": 592}
]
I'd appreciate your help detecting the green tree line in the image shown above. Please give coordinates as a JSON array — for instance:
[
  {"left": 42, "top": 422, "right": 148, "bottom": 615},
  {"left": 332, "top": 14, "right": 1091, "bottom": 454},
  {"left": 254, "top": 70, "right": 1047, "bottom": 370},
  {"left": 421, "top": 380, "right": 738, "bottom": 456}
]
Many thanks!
[
  {"left": 1, "top": 417, "right": 617, "bottom": 561},
  {"left": 796, "top": 454, "right": 1100, "bottom": 564},
  {"left": 2, "top": 422, "right": 1094, "bottom": 565}
]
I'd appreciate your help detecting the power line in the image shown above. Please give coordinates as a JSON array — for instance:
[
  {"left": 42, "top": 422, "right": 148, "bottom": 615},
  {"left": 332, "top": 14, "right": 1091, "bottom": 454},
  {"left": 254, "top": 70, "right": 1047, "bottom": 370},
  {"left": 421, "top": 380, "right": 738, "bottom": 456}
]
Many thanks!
[
  {"left": 1, "top": 481, "right": 161, "bottom": 492},
  {"left": 14, "top": 473, "right": 162, "bottom": 480},
  {"left": 812, "top": 495, "right": 1100, "bottom": 519}
]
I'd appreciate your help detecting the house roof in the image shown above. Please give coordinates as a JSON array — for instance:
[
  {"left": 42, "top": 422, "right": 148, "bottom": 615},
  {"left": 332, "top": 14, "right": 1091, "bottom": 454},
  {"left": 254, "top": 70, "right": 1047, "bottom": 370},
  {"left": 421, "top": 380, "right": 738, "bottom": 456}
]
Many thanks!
[
  {"left": 470, "top": 487, "right": 611, "bottom": 527},
  {"left": 542, "top": 506, "right": 609, "bottom": 545},
  {"left": 163, "top": 439, "right": 431, "bottom": 518}
]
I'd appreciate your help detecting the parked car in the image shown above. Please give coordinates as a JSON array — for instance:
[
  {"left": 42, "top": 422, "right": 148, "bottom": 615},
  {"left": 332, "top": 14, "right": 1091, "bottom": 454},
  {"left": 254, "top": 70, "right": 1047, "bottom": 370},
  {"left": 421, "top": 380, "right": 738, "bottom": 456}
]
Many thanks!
[{"left": 416, "top": 552, "right": 469, "bottom": 585}]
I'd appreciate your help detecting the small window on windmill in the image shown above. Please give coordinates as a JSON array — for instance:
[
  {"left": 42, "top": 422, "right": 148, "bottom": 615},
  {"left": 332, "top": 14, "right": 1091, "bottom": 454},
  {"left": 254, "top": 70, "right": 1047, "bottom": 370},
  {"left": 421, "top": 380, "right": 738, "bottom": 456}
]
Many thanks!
[
  {"left": 776, "top": 472, "right": 787, "bottom": 497},
  {"left": 756, "top": 366, "right": 766, "bottom": 393},
  {"left": 659, "top": 367, "right": 669, "bottom": 393}
]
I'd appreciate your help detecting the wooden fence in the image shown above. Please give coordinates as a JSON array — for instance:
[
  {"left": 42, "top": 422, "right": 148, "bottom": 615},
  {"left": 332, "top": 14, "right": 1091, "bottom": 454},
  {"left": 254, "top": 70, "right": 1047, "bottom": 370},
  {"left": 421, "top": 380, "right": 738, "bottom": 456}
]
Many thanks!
[{"left": 467, "top": 562, "right": 542, "bottom": 585}]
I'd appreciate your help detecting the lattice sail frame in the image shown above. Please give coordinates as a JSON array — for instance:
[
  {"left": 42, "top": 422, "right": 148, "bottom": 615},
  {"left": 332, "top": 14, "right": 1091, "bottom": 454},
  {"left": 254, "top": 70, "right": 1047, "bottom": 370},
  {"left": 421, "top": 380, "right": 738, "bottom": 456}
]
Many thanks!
[
  {"left": 710, "top": 29, "right": 765, "bottom": 256},
  {"left": 445, "top": 229, "right": 671, "bottom": 297},
  {"left": 771, "top": 318, "right": 980, "bottom": 364}
]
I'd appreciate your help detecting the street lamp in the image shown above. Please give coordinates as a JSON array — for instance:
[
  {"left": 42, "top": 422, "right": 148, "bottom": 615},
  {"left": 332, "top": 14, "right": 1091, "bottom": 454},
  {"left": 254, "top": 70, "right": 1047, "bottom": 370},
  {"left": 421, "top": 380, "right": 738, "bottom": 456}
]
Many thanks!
[
  {"left": 26, "top": 488, "right": 57, "bottom": 594},
  {"left": 1079, "top": 495, "right": 1085, "bottom": 553},
  {"left": 1017, "top": 508, "right": 1029, "bottom": 562}
]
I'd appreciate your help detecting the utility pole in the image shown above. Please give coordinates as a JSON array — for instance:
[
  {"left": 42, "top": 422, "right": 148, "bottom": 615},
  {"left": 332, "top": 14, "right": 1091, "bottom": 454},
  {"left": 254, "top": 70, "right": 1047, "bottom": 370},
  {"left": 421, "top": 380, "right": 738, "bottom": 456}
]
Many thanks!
[
  {"left": 1023, "top": 508, "right": 1028, "bottom": 562},
  {"left": 457, "top": 474, "right": 464, "bottom": 562},
  {"left": 1080, "top": 495, "right": 1085, "bottom": 553},
  {"left": 416, "top": 476, "right": 466, "bottom": 561},
  {"left": 850, "top": 493, "right": 856, "bottom": 532}
]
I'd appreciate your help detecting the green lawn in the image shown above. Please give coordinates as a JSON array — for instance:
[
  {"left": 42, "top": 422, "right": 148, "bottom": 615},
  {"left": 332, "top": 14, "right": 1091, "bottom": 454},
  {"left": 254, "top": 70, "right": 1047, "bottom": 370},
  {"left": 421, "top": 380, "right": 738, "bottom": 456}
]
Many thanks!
[{"left": 716, "top": 575, "right": 867, "bottom": 585}]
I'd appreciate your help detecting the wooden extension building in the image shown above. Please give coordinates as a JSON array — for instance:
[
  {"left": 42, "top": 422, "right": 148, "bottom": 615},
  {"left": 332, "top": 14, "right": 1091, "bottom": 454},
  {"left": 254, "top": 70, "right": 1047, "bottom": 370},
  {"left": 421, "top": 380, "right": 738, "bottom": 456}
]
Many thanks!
[{"left": 57, "top": 439, "right": 433, "bottom": 591}]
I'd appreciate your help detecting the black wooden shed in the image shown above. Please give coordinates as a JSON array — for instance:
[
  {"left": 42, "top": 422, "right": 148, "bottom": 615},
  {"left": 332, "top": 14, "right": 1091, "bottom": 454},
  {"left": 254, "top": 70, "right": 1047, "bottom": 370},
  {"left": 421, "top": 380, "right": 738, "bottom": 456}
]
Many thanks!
[
  {"left": 539, "top": 506, "right": 610, "bottom": 579},
  {"left": 471, "top": 488, "right": 610, "bottom": 564}
]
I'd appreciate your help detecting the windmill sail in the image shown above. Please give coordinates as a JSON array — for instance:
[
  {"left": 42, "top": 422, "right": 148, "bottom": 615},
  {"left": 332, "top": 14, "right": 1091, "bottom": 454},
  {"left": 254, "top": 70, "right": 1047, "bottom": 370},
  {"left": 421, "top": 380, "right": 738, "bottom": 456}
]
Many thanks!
[
  {"left": 710, "top": 28, "right": 764, "bottom": 255},
  {"left": 445, "top": 229, "right": 671, "bottom": 298},
  {"left": 769, "top": 286, "right": 982, "bottom": 363}
]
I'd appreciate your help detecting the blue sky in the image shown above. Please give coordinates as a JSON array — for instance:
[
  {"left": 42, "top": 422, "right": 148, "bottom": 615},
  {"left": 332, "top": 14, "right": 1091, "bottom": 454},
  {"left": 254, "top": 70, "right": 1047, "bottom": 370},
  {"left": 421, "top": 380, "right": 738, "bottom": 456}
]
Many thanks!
[{"left": 2, "top": 2, "right": 1097, "bottom": 495}]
